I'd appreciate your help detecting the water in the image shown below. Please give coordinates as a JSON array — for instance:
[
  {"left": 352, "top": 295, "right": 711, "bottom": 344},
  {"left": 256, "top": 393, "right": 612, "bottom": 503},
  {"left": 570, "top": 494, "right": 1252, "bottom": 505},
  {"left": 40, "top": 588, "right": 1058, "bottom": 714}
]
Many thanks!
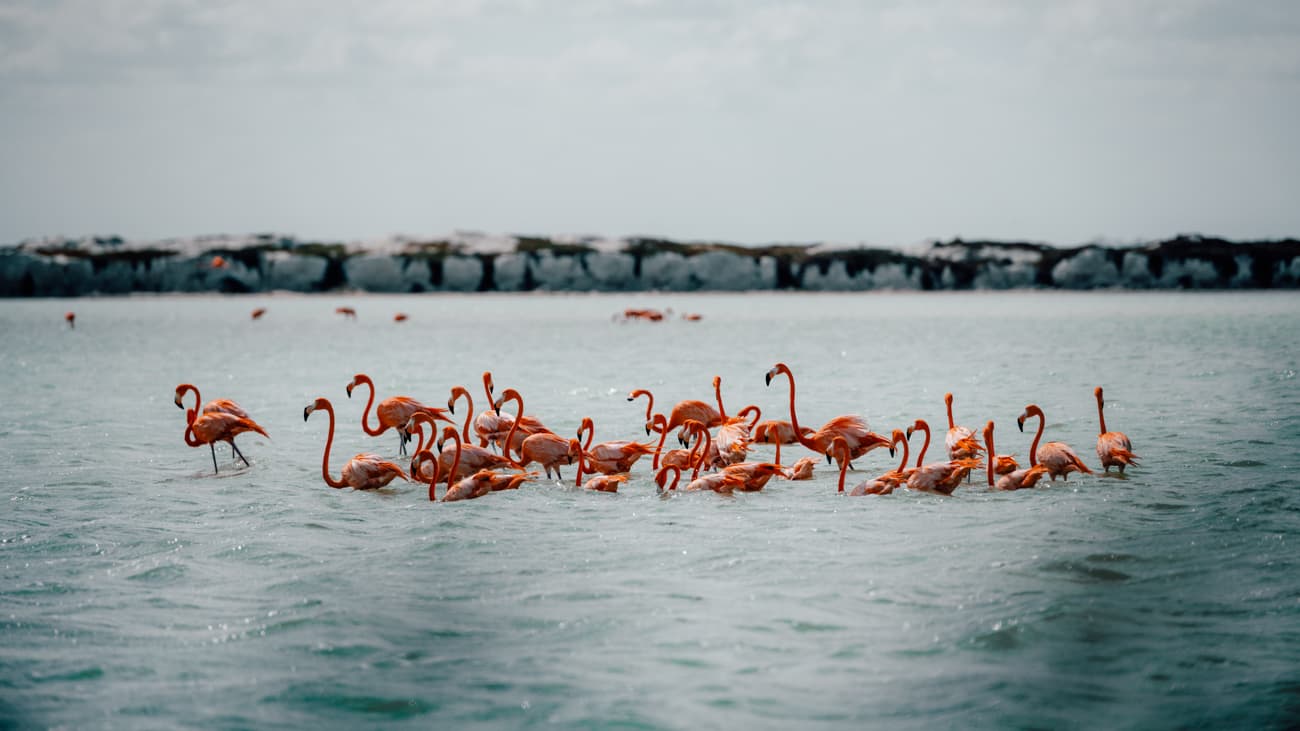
[{"left": 2, "top": 291, "right": 1299, "bottom": 729}]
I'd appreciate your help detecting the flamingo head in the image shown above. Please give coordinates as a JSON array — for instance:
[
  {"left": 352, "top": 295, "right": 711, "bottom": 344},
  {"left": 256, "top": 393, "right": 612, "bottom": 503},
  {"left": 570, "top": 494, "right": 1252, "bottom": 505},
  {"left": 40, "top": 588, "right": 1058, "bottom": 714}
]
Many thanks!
[
  {"left": 345, "top": 374, "right": 364, "bottom": 398},
  {"left": 436, "top": 425, "right": 458, "bottom": 452},
  {"left": 566, "top": 439, "right": 583, "bottom": 463},
  {"left": 1094, "top": 386, "right": 1104, "bottom": 405},
  {"left": 304, "top": 398, "right": 329, "bottom": 421},
  {"left": 764, "top": 362, "right": 789, "bottom": 387}
]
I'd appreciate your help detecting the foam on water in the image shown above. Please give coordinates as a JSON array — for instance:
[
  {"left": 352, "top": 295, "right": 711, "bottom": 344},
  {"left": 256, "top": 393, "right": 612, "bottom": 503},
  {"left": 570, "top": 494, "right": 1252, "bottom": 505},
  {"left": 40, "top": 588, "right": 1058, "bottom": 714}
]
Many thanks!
[{"left": 2, "top": 292, "right": 1299, "bottom": 729}]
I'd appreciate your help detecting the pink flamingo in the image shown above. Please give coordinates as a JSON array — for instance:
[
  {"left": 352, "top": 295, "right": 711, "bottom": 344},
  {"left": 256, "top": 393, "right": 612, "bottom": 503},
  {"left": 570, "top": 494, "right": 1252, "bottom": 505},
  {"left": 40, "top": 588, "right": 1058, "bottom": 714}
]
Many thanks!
[
  {"left": 983, "top": 421, "right": 1047, "bottom": 491},
  {"left": 713, "top": 405, "right": 760, "bottom": 467},
  {"left": 346, "top": 373, "right": 451, "bottom": 456},
  {"left": 627, "top": 388, "right": 656, "bottom": 435},
  {"left": 660, "top": 378, "right": 726, "bottom": 435},
  {"left": 575, "top": 417, "right": 654, "bottom": 481},
  {"left": 1094, "top": 387, "right": 1138, "bottom": 473},
  {"left": 752, "top": 419, "right": 814, "bottom": 465},
  {"left": 719, "top": 462, "right": 784, "bottom": 492},
  {"left": 831, "top": 430, "right": 910, "bottom": 495},
  {"left": 174, "top": 383, "right": 251, "bottom": 420},
  {"left": 495, "top": 388, "right": 581, "bottom": 480},
  {"left": 944, "top": 392, "right": 984, "bottom": 460},
  {"left": 764, "top": 362, "right": 892, "bottom": 462},
  {"left": 304, "top": 398, "right": 408, "bottom": 489},
  {"left": 411, "top": 418, "right": 511, "bottom": 481},
  {"left": 783, "top": 456, "right": 817, "bottom": 480},
  {"left": 479, "top": 373, "right": 551, "bottom": 453},
  {"left": 904, "top": 419, "right": 981, "bottom": 496},
  {"left": 409, "top": 448, "right": 442, "bottom": 500},
  {"left": 440, "top": 429, "right": 495, "bottom": 502},
  {"left": 1017, "top": 404, "right": 1093, "bottom": 481},
  {"left": 183, "top": 408, "right": 269, "bottom": 474}
]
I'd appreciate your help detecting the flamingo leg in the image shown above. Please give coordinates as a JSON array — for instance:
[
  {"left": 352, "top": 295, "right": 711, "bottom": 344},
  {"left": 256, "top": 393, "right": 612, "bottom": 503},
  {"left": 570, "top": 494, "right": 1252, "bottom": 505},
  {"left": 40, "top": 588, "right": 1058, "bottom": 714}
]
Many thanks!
[
  {"left": 231, "top": 440, "right": 250, "bottom": 467},
  {"left": 210, "top": 443, "right": 219, "bottom": 474}
]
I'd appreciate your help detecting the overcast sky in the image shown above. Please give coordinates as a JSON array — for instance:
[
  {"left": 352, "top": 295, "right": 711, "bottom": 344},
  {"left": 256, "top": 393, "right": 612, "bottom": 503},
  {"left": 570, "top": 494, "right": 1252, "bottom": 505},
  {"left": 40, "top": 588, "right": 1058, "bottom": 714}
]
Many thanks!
[{"left": 2, "top": 0, "right": 1298, "bottom": 246}]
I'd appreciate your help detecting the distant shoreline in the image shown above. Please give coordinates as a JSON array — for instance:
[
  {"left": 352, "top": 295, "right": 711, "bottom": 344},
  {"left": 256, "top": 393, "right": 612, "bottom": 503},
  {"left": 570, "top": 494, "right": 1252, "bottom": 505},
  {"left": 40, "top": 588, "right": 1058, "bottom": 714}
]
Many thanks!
[{"left": 5, "top": 232, "right": 1299, "bottom": 296}]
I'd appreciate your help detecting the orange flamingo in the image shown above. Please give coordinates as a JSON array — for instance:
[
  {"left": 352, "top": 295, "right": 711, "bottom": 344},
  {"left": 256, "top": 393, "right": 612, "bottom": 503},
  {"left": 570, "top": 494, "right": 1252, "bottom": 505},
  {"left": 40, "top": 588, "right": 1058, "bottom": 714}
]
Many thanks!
[
  {"left": 346, "top": 373, "right": 451, "bottom": 456},
  {"left": 1017, "top": 404, "right": 1093, "bottom": 481},
  {"left": 764, "top": 362, "right": 891, "bottom": 462},
  {"left": 627, "top": 388, "right": 656, "bottom": 435},
  {"left": 210, "top": 255, "right": 227, "bottom": 269},
  {"left": 496, "top": 388, "right": 581, "bottom": 479},
  {"left": 575, "top": 417, "right": 654, "bottom": 480},
  {"left": 682, "top": 420, "right": 713, "bottom": 480},
  {"left": 983, "top": 421, "right": 1047, "bottom": 491},
  {"left": 183, "top": 408, "right": 268, "bottom": 474},
  {"left": 831, "top": 430, "right": 910, "bottom": 495},
  {"left": 174, "top": 383, "right": 252, "bottom": 420},
  {"left": 304, "top": 398, "right": 407, "bottom": 489},
  {"left": 250, "top": 307, "right": 267, "bottom": 320},
  {"left": 1094, "top": 387, "right": 1138, "bottom": 473},
  {"left": 655, "top": 464, "right": 683, "bottom": 492},
  {"left": 409, "top": 417, "right": 511, "bottom": 481},
  {"left": 713, "top": 405, "right": 760, "bottom": 467},
  {"left": 903, "top": 419, "right": 980, "bottom": 496},
  {"left": 478, "top": 372, "right": 550, "bottom": 452},
  {"left": 335, "top": 306, "right": 356, "bottom": 319},
  {"left": 409, "top": 448, "right": 442, "bottom": 500},
  {"left": 440, "top": 429, "right": 493, "bottom": 502},
  {"left": 719, "top": 462, "right": 783, "bottom": 492},
  {"left": 661, "top": 379, "right": 726, "bottom": 436},
  {"left": 752, "top": 419, "right": 814, "bottom": 465},
  {"left": 65, "top": 311, "right": 75, "bottom": 328},
  {"left": 393, "top": 313, "right": 408, "bottom": 322},
  {"left": 783, "top": 456, "right": 817, "bottom": 480},
  {"left": 944, "top": 392, "right": 984, "bottom": 460}
]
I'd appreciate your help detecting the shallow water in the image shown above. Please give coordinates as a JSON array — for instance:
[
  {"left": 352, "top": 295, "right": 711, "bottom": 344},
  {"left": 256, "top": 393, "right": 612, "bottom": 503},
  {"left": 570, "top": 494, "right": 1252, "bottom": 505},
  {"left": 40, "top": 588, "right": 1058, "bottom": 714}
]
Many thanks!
[{"left": 2, "top": 291, "right": 1299, "bottom": 729}]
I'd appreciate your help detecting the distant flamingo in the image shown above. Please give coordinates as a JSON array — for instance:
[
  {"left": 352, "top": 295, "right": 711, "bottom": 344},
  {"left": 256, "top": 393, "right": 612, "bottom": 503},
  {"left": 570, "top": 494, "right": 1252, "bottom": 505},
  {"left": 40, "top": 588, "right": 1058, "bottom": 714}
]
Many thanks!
[
  {"left": 335, "top": 306, "right": 356, "bottom": 319},
  {"left": 346, "top": 373, "right": 451, "bottom": 455},
  {"left": 1094, "top": 387, "right": 1138, "bottom": 473},
  {"left": 304, "top": 398, "right": 407, "bottom": 489},
  {"left": 210, "top": 255, "right": 227, "bottom": 269},
  {"left": 983, "top": 421, "right": 1047, "bottom": 491},
  {"left": 944, "top": 392, "right": 984, "bottom": 460},
  {"left": 753, "top": 419, "right": 814, "bottom": 465},
  {"left": 250, "top": 307, "right": 267, "bottom": 320},
  {"left": 764, "top": 363, "right": 891, "bottom": 462},
  {"left": 904, "top": 419, "right": 980, "bottom": 496},
  {"left": 575, "top": 417, "right": 654, "bottom": 481},
  {"left": 394, "top": 313, "right": 408, "bottom": 322},
  {"left": 65, "top": 312, "right": 75, "bottom": 328},
  {"left": 183, "top": 407, "right": 268, "bottom": 474},
  {"left": 783, "top": 456, "right": 817, "bottom": 480},
  {"left": 496, "top": 388, "right": 581, "bottom": 479},
  {"left": 1017, "top": 404, "right": 1093, "bottom": 481}
]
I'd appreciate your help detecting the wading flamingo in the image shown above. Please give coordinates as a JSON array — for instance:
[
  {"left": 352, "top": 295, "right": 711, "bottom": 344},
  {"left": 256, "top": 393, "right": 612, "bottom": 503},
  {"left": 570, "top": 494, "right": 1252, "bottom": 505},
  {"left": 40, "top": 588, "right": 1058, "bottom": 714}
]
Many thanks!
[
  {"left": 655, "top": 457, "right": 744, "bottom": 493},
  {"left": 764, "top": 363, "right": 892, "bottom": 463},
  {"left": 346, "top": 373, "right": 451, "bottom": 456},
  {"left": 713, "top": 405, "right": 760, "bottom": 466},
  {"left": 1094, "top": 387, "right": 1138, "bottom": 473},
  {"left": 335, "top": 306, "right": 356, "bottom": 319},
  {"left": 904, "top": 419, "right": 981, "bottom": 496},
  {"left": 719, "top": 462, "right": 783, "bottom": 492},
  {"left": 627, "top": 388, "right": 656, "bottom": 435},
  {"left": 304, "top": 398, "right": 407, "bottom": 490},
  {"left": 251, "top": 307, "right": 267, "bottom": 320},
  {"left": 1017, "top": 404, "right": 1093, "bottom": 481},
  {"left": 783, "top": 456, "right": 817, "bottom": 480},
  {"left": 944, "top": 392, "right": 984, "bottom": 460},
  {"left": 983, "top": 421, "right": 1047, "bottom": 491},
  {"left": 413, "top": 418, "right": 511, "bottom": 480},
  {"left": 65, "top": 312, "right": 75, "bottom": 328},
  {"left": 831, "top": 430, "right": 910, "bottom": 495},
  {"left": 174, "top": 383, "right": 251, "bottom": 420},
  {"left": 575, "top": 417, "right": 654, "bottom": 480},
  {"left": 478, "top": 373, "right": 551, "bottom": 452},
  {"left": 661, "top": 378, "right": 726, "bottom": 435},
  {"left": 752, "top": 419, "right": 814, "bottom": 466},
  {"left": 495, "top": 388, "right": 581, "bottom": 480},
  {"left": 440, "top": 430, "right": 492, "bottom": 502},
  {"left": 655, "top": 464, "right": 683, "bottom": 492},
  {"left": 183, "top": 408, "right": 269, "bottom": 474},
  {"left": 410, "top": 448, "right": 441, "bottom": 500}
]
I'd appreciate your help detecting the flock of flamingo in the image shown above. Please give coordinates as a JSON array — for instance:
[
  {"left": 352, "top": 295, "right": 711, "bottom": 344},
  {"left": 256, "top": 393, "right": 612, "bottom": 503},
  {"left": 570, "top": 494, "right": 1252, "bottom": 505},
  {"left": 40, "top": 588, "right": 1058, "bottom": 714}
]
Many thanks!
[{"left": 175, "top": 363, "right": 1138, "bottom": 502}]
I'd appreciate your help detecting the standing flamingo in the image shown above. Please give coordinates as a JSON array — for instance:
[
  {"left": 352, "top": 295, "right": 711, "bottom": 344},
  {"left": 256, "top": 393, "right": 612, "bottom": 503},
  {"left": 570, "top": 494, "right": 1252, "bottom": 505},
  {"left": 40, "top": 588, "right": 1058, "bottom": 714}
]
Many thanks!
[
  {"left": 346, "top": 373, "right": 451, "bottom": 456},
  {"left": 1094, "top": 387, "right": 1138, "bottom": 473},
  {"left": 660, "top": 378, "right": 726, "bottom": 435},
  {"left": 627, "top": 388, "right": 656, "bottom": 435},
  {"left": 411, "top": 417, "right": 511, "bottom": 480},
  {"left": 174, "top": 383, "right": 251, "bottom": 420},
  {"left": 1017, "top": 404, "right": 1093, "bottom": 481},
  {"left": 983, "top": 421, "right": 1047, "bottom": 491},
  {"left": 764, "top": 363, "right": 892, "bottom": 463},
  {"left": 65, "top": 312, "right": 75, "bottom": 328},
  {"left": 944, "top": 392, "right": 984, "bottom": 460},
  {"left": 495, "top": 388, "right": 580, "bottom": 480},
  {"left": 479, "top": 373, "right": 551, "bottom": 452},
  {"left": 183, "top": 408, "right": 269, "bottom": 474},
  {"left": 903, "top": 419, "right": 981, "bottom": 496},
  {"left": 410, "top": 448, "right": 442, "bottom": 500},
  {"left": 719, "top": 462, "right": 783, "bottom": 492},
  {"left": 304, "top": 398, "right": 408, "bottom": 489},
  {"left": 575, "top": 417, "right": 654, "bottom": 480}
]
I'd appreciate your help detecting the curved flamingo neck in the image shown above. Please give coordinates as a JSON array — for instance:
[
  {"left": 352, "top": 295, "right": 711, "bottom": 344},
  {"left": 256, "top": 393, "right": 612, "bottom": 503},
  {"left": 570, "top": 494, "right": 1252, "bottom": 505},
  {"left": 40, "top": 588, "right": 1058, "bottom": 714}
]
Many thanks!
[
  {"left": 775, "top": 366, "right": 818, "bottom": 451},
  {"left": 914, "top": 421, "right": 931, "bottom": 467},
  {"left": 316, "top": 402, "right": 346, "bottom": 488},
  {"left": 452, "top": 386, "right": 474, "bottom": 443},
  {"left": 894, "top": 431, "right": 909, "bottom": 473},
  {"left": 1028, "top": 411, "right": 1044, "bottom": 467},
  {"left": 353, "top": 376, "right": 383, "bottom": 436},
  {"left": 714, "top": 378, "right": 727, "bottom": 420},
  {"left": 481, "top": 373, "right": 495, "bottom": 410},
  {"left": 651, "top": 414, "right": 668, "bottom": 469},
  {"left": 736, "top": 405, "right": 761, "bottom": 429},
  {"left": 1096, "top": 393, "right": 1108, "bottom": 435},
  {"left": 184, "top": 408, "right": 201, "bottom": 446},
  {"left": 578, "top": 418, "right": 595, "bottom": 451},
  {"left": 630, "top": 389, "right": 654, "bottom": 422},
  {"left": 689, "top": 425, "right": 711, "bottom": 481},
  {"left": 499, "top": 391, "right": 525, "bottom": 468},
  {"left": 177, "top": 384, "right": 200, "bottom": 411},
  {"left": 444, "top": 431, "right": 463, "bottom": 493},
  {"left": 658, "top": 465, "right": 681, "bottom": 491},
  {"left": 423, "top": 452, "right": 441, "bottom": 501},
  {"left": 945, "top": 396, "right": 956, "bottom": 430},
  {"left": 409, "top": 412, "right": 439, "bottom": 453}
]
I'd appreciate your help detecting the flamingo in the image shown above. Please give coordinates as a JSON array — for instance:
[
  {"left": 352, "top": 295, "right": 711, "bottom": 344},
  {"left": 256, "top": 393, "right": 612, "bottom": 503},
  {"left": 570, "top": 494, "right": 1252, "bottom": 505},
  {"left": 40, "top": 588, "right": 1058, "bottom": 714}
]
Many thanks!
[
  {"left": 575, "top": 417, "right": 654, "bottom": 480},
  {"left": 654, "top": 462, "right": 744, "bottom": 493},
  {"left": 65, "top": 312, "right": 75, "bottom": 328},
  {"left": 409, "top": 448, "right": 442, "bottom": 500},
  {"left": 439, "top": 430, "right": 494, "bottom": 502},
  {"left": 183, "top": 408, "right": 268, "bottom": 474},
  {"left": 250, "top": 307, "right": 267, "bottom": 320},
  {"left": 1094, "top": 387, "right": 1138, "bottom": 473},
  {"left": 830, "top": 430, "right": 910, "bottom": 495},
  {"left": 447, "top": 384, "right": 477, "bottom": 444},
  {"left": 1017, "top": 404, "right": 1093, "bottom": 481},
  {"left": 478, "top": 372, "right": 550, "bottom": 452},
  {"left": 174, "top": 383, "right": 252, "bottom": 420},
  {"left": 409, "top": 417, "right": 511, "bottom": 480},
  {"left": 627, "top": 388, "right": 656, "bottom": 435},
  {"left": 394, "top": 313, "right": 408, "bottom": 322},
  {"left": 719, "top": 462, "right": 783, "bottom": 492},
  {"left": 944, "top": 392, "right": 984, "bottom": 460},
  {"left": 713, "top": 405, "right": 760, "bottom": 467},
  {"left": 304, "top": 398, "right": 407, "bottom": 489},
  {"left": 764, "top": 363, "right": 892, "bottom": 463},
  {"left": 681, "top": 420, "right": 714, "bottom": 481},
  {"left": 495, "top": 388, "right": 581, "bottom": 480},
  {"left": 655, "top": 464, "right": 683, "bottom": 492},
  {"left": 335, "top": 306, "right": 356, "bottom": 319},
  {"left": 346, "top": 373, "right": 451, "bottom": 456},
  {"left": 903, "top": 419, "right": 981, "bottom": 496},
  {"left": 661, "top": 378, "right": 726, "bottom": 435},
  {"left": 983, "top": 421, "right": 1047, "bottom": 491},
  {"left": 783, "top": 456, "right": 817, "bottom": 480},
  {"left": 752, "top": 419, "right": 814, "bottom": 465}
]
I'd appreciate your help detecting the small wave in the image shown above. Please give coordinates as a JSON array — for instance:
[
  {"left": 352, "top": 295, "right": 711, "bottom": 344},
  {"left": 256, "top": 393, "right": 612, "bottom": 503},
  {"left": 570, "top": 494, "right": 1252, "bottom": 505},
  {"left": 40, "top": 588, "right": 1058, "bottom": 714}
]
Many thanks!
[
  {"left": 125, "top": 564, "right": 186, "bottom": 584},
  {"left": 1040, "top": 559, "right": 1131, "bottom": 583}
]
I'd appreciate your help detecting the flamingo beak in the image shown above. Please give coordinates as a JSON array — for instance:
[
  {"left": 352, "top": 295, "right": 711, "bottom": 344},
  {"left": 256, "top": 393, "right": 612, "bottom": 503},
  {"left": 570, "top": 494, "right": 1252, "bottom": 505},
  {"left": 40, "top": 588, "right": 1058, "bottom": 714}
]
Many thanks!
[
  {"left": 889, "top": 446, "right": 896, "bottom": 458},
  {"left": 1017, "top": 417, "right": 1025, "bottom": 433},
  {"left": 174, "top": 397, "right": 184, "bottom": 409},
  {"left": 303, "top": 405, "right": 312, "bottom": 421},
  {"left": 905, "top": 426, "right": 914, "bottom": 439},
  {"left": 346, "top": 385, "right": 354, "bottom": 398},
  {"left": 764, "top": 372, "right": 773, "bottom": 386},
  {"left": 825, "top": 450, "right": 833, "bottom": 465}
]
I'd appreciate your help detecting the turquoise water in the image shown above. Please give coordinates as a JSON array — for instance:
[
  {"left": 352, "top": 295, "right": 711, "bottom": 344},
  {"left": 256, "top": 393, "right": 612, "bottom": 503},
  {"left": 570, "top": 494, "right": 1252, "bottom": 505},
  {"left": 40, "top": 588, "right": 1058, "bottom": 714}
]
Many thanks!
[{"left": 2, "top": 292, "right": 1299, "bottom": 729}]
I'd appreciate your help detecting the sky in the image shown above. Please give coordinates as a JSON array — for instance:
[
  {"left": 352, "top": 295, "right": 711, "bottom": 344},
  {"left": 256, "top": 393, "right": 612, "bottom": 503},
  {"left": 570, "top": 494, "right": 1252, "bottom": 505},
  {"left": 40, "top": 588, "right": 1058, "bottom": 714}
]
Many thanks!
[{"left": 1, "top": 0, "right": 1298, "bottom": 247}]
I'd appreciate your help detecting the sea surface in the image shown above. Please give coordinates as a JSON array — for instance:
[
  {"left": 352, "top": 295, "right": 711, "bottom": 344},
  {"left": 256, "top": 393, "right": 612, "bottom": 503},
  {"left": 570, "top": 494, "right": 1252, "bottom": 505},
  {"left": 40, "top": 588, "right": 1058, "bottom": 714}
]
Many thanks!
[{"left": 2, "top": 291, "right": 1298, "bottom": 730}]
